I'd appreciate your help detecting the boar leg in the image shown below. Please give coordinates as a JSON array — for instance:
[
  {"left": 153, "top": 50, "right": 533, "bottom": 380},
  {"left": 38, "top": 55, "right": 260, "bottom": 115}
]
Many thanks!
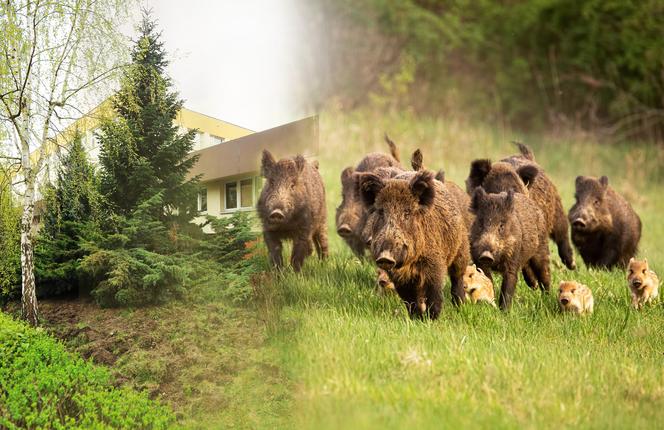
[
  {"left": 291, "top": 235, "right": 314, "bottom": 272},
  {"left": 529, "top": 241, "right": 551, "bottom": 292},
  {"left": 552, "top": 207, "right": 576, "bottom": 270},
  {"left": 263, "top": 231, "right": 283, "bottom": 269},
  {"left": 448, "top": 256, "right": 468, "bottom": 306},
  {"left": 423, "top": 272, "right": 444, "bottom": 320},
  {"left": 313, "top": 226, "right": 329, "bottom": 260},
  {"left": 498, "top": 268, "right": 519, "bottom": 310},
  {"left": 522, "top": 265, "right": 537, "bottom": 290}
]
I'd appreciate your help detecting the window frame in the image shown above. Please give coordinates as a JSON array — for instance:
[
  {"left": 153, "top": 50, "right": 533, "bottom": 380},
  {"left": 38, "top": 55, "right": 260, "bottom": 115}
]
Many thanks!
[
  {"left": 222, "top": 177, "right": 256, "bottom": 212},
  {"left": 198, "top": 189, "right": 208, "bottom": 212}
]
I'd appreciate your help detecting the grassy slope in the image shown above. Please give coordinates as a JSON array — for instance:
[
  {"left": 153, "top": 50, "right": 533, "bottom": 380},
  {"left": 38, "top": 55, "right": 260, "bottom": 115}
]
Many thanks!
[{"left": 264, "top": 109, "right": 664, "bottom": 429}]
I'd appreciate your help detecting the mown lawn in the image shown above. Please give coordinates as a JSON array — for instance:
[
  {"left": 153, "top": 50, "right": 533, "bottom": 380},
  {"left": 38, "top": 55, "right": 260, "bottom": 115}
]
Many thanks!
[{"left": 260, "top": 109, "right": 664, "bottom": 429}]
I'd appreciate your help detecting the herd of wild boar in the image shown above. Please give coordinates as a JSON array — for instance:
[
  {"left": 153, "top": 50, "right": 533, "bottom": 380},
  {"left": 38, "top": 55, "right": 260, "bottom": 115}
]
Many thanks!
[{"left": 258, "top": 137, "right": 659, "bottom": 319}]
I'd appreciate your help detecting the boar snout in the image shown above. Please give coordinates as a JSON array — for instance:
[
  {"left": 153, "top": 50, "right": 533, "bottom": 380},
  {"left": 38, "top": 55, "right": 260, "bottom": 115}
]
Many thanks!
[
  {"left": 376, "top": 251, "right": 396, "bottom": 270},
  {"left": 269, "top": 209, "right": 285, "bottom": 222},
  {"left": 560, "top": 297, "right": 569, "bottom": 305},
  {"left": 632, "top": 279, "right": 643, "bottom": 288},
  {"left": 337, "top": 224, "right": 352, "bottom": 237},
  {"left": 479, "top": 250, "right": 495, "bottom": 264},
  {"left": 571, "top": 217, "right": 587, "bottom": 229}
]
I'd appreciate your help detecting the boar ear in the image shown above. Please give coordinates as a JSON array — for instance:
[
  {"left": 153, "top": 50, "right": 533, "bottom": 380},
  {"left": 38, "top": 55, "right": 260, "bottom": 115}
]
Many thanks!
[
  {"left": 466, "top": 159, "right": 492, "bottom": 192},
  {"left": 477, "top": 267, "right": 484, "bottom": 275},
  {"left": 471, "top": 186, "right": 487, "bottom": 213},
  {"left": 384, "top": 133, "right": 400, "bottom": 162},
  {"left": 516, "top": 165, "right": 539, "bottom": 188},
  {"left": 312, "top": 160, "right": 320, "bottom": 170},
  {"left": 435, "top": 169, "right": 445, "bottom": 183},
  {"left": 411, "top": 149, "right": 424, "bottom": 171},
  {"left": 644, "top": 258, "right": 648, "bottom": 267},
  {"left": 409, "top": 170, "right": 436, "bottom": 207},
  {"left": 261, "top": 150, "right": 276, "bottom": 177},
  {"left": 358, "top": 172, "right": 385, "bottom": 207},
  {"left": 599, "top": 175, "right": 609, "bottom": 189},
  {"left": 575, "top": 176, "right": 584, "bottom": 188},
  {"left": 295, "top": 155, "right": 306, "bottom": 174},
  {"left": 341, "top": 167, "right": 354, "bottom": 183}
]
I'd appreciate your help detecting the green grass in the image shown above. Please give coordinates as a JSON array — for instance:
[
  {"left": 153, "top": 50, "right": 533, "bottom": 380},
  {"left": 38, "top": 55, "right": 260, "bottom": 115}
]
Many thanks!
[{"left": 260, "top": 109, "right": 664, "bottom": 429}]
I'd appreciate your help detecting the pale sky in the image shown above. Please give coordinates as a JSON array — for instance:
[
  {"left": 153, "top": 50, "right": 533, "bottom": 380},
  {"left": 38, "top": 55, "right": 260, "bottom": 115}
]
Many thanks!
[{"left": 143, "top": 0, "right": 311, "bottom": 132}]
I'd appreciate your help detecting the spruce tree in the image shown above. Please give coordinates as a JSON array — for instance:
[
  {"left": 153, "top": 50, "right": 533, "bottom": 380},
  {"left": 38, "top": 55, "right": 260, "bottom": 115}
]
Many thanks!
[
  {"left": 36, "top": 132, "right": 102, "bottom": 296},
  {"left": 98, "top": 12, "right": 200, "bottom": 224}
]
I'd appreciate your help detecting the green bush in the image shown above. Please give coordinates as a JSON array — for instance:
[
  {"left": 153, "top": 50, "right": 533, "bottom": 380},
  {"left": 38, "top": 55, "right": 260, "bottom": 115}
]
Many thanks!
[
  {"left": 0, "top": 312, "right": 174, "bottom": 429},
  {"left": 0, "top": 173, "right": 20, "bottom": 303}
]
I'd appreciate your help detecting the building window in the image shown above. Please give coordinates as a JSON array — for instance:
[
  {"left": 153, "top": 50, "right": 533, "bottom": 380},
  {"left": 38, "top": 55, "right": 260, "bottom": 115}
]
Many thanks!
[
  {"left": 210, "top": 134, "right": 225, "bottom": 145},
  {"left": 198, "top": 189, "right": 207, "bottom": 212},
  {"left": 224, "top": 177, "right": 255, "bottom": 211},
  {"left": 198, "top": 190, "right": 208, "bottom": 212}
]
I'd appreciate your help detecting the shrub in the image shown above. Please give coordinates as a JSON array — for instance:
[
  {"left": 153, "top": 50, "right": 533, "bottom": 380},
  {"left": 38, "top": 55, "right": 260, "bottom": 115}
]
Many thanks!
[
  {"left": 0, "top": 176, "right": 20, "bottom": 303},
  {"left": 0, "top": 312, "right": 174, "bottom": 429}
]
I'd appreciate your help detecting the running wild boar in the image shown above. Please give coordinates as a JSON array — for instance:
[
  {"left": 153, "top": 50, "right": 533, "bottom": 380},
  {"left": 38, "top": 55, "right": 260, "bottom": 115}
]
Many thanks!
[
  {"left": 258, "top": 150, "right": 328, "bottom": 271},
  {"left": 466, "top": 143, "right": 576, "bottom": 270},
  {"left": 568, "top": 175, "right": 641, "bottom": 269},
  {"left": 463, "top": 265, "right": 496, "bottom": 306},
  {"left": 336, "top": 136, "right": 401, "bottom": 257},
  {"left": 359, "top": 170, "right": 470, "bottom": 319},
  {"left": 558, "top": 281, "right": 594, "bottom": 315},
  {"left": 470, "top": 188, "right": 551, "bottom": 310},
  {"left": 627, "top": 258, "right": 659, "bottom": 309}
]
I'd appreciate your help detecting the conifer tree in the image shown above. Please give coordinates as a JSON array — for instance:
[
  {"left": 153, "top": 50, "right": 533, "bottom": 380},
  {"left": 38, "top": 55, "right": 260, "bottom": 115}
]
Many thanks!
[
  {"left": 98, "top": 12, "right": 200, "bottom": 224},
  {"left": 36, "top": 132, "right": 102, "bottom": 296}
]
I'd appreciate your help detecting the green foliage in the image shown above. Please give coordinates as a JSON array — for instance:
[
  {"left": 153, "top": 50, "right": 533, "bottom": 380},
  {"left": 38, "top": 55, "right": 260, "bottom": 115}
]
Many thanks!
[
  {"left": 0, "top": 173, "right": 20, "bottom": 302},
  {"left": 35, "top": 133, "right": 103, "bottom": 297},
  {"left": 80, "top": 193, "right": 191, "bottom": 307},
  {"left": 196, "top": 212, "right": 264, "bottom": 303},
  {"left": 321, "top": 0, "right": 664, "bottom": 138},
  {"left": 0, "top": 312, "right": 174, "bottom": 429},
  {"left": 98, "top": 12, "right": 200, "bottom": 223}
]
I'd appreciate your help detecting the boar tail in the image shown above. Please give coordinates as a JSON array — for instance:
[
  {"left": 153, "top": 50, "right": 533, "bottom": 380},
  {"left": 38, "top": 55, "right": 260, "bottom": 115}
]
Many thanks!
[
  {"left": 512, "top": 141, "right": 535, "bottom": 161},
  {"left": 384, "top": 133, "right": 400, "bottom": 162}
]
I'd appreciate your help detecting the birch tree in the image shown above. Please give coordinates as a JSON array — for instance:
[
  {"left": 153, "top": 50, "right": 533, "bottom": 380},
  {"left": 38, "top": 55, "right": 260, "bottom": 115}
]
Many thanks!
[{"left": 0, "top": 0, "right": 129, "bottom": 325}]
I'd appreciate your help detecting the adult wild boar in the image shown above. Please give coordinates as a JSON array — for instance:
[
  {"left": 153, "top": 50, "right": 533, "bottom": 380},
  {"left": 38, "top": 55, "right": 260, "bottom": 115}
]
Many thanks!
[
  {"left": 359, "top": 169, "right": 470, "bottom": 319},
  {"left": 258, "top": 150, "right": 328, "bottom": 271},
  {"left": 470, "top": 188, "right": 550, "bottom": 310},
  {"left": 466, "top": 143, "right": 576, "bottom": 271},
  {"left": 336, "top": 135, "right": 401, "bottom": 257},
  {"left": 568, "top": 175, "right": 641, "bottom": 269}
]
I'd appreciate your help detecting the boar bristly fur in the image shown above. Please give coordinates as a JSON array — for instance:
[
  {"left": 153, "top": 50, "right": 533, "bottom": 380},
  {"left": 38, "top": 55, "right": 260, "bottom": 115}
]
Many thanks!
[
  {"left": 335, "top": 139, "right": 402, "bottom": 258},
  {"left": 466, "top": 143, "right": 575, "bottom": 270},
  {"left": 569, "top": 175, "right": 641, "bottom": 269},
  {"left": 359, "top": 170, "right": 470, "bottom": 320},
  {"left": 470, "top": 188, "right": 550, "bottom": 310},
  {"left": 258, "top": 150, "right": 328, "bottom": 272}
]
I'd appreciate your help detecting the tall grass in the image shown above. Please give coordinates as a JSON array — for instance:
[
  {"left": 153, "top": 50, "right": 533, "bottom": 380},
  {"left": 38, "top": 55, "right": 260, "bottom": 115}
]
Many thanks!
[{"left": 262, "top": 109, "right": 664, "bottom": 429}]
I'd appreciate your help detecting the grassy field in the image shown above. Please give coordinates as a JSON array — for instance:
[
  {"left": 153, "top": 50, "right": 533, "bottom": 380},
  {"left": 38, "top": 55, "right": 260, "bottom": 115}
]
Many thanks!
[{"left": 259, "top": 109, "right": 664, "bottom": 429}]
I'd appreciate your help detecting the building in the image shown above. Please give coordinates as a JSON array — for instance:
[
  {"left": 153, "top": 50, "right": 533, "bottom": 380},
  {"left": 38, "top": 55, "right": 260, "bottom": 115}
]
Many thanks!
[{"left": 27, "top": 101, "right": 319, "bottom": 221}]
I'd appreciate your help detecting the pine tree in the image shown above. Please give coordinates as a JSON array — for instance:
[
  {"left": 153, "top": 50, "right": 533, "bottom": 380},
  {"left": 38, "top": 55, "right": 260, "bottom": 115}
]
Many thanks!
[{"left": 98, "top": 12, "right": 200, "bottom": 224}]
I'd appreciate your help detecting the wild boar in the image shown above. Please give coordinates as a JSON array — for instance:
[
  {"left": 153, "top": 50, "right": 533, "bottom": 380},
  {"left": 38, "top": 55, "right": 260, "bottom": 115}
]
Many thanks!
[
  {"left": 558, "top": 281, "right": 594, "bottom": 315},
  {"left": 568, "top": 175, "right": 641, "bottom": 269},
  {"left": 336, "top": 136, "right": 401, "bottom": 257},
  {"left": 627, "top": 258, "right": 659, "bottom": 309},
  {"left": 463, "top": 265, "right": 496, "bottom": 306},
  {"left": 470, "top": 188, "right": 551, "bottom": 310},
  {"left": 257, "top": 150, "right": 328, "bottom": 272},
  {"left": 359, "top": 169, "right": 470, "bottom": 319},
  {"left": 466, "top": 143, "right": 576, "bottom": 270}
]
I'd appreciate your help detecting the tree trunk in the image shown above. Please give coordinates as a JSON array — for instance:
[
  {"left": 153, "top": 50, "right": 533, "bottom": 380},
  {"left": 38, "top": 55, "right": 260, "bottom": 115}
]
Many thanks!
[{"left": 20, "top": 175, "right": 38, "bottom": 326}]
